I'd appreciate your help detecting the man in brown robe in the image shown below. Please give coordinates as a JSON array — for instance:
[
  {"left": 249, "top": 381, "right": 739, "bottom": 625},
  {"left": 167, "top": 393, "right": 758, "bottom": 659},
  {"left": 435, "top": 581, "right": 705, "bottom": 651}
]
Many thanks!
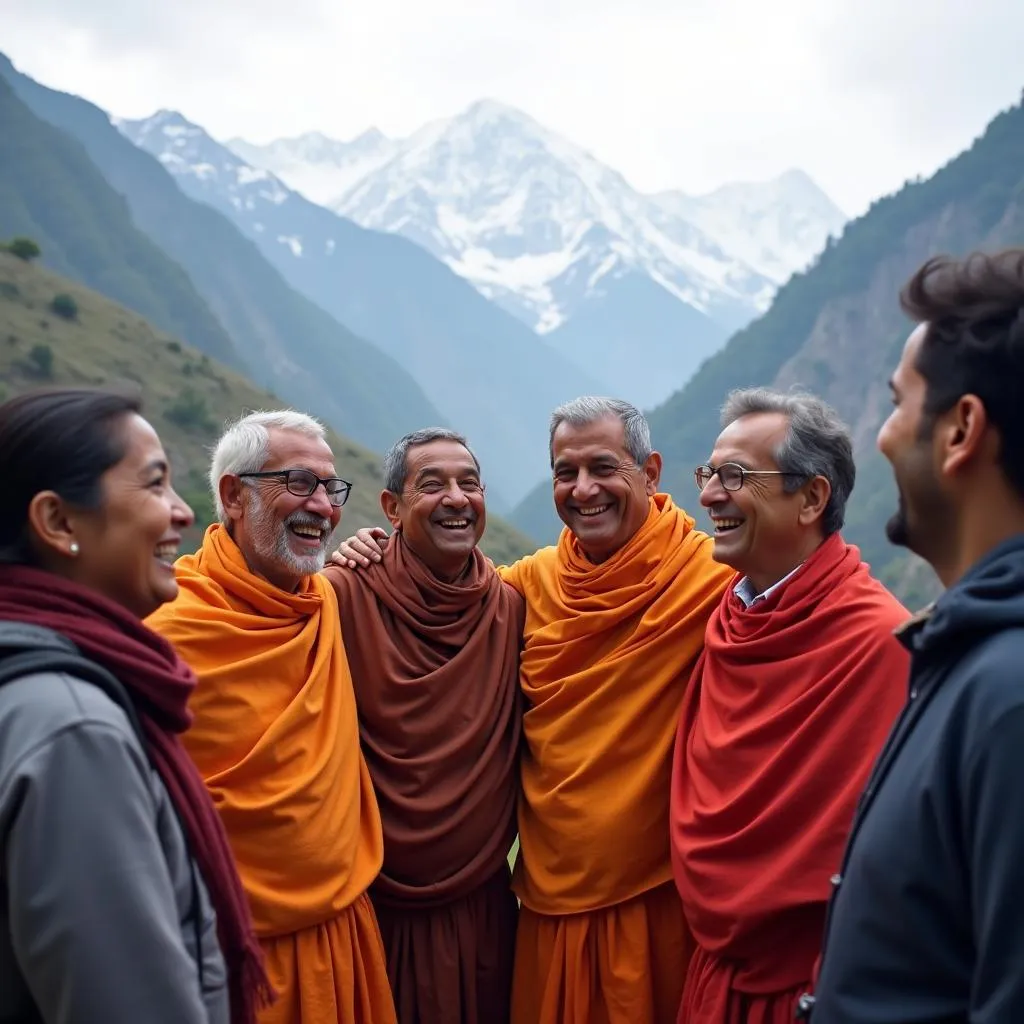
[{"left": 323, "top": 427, "right": 523, "bottom": 1024}]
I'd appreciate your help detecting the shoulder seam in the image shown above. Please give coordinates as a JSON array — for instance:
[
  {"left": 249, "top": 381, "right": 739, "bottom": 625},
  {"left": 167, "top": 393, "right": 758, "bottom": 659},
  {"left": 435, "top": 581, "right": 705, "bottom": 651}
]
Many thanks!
[{"left": 0, "top": 716, "right": 141, "bottom": 801}]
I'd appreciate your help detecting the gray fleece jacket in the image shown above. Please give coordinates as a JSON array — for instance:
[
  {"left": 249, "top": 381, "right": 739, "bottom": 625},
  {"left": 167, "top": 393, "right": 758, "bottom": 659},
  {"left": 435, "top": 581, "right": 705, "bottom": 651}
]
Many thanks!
[{"left": 0, "top": 622, "right": 228, "bottom": 1024}]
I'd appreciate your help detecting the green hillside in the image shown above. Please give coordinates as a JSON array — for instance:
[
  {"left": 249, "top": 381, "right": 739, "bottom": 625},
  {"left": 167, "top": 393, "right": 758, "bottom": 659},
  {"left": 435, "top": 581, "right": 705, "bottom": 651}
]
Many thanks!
[
  {"left": 0, "top": 75, "right": 239, "bottom": 370},
  {"left": 0, "top": 251, "right": 537, "bottom": 566},
  {"left": 0, "top": 54, "right": 447, "bottom": 459}
]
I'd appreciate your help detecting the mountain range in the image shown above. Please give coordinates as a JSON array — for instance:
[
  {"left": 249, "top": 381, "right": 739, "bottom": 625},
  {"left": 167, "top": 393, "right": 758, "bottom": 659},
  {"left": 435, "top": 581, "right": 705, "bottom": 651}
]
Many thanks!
[
  {"left": 229, "top": 102, "right": 848, "bottom": 409},
  {"left": 0, "top": 57, "right": 445, "bottom": 463},
  {"left": 111, "top": 107, "right": 605, "bottom": 508},
  {"left": 3, "top": 42, "right": 1017, "bottom": 608},
  {"left": 511, "top": 90, "right": 1024, "bottom": 607}
]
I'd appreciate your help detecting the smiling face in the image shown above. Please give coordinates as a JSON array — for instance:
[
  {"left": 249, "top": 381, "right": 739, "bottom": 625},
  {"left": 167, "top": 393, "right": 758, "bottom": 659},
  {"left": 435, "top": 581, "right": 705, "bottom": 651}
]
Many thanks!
[
  {"left": 63, "top": 414, "right": 195, "bottom": 619},
  {"left": 700, "top": 411, "right": 828, "bottom": 593},
  {"left": 383, "top": 439, "right": 486, "bottom": 581},
  {"left": 224, "top": 428, "right": 342, "bottom": 591},
  {"left": 551, "top": 414, "right": 661, "bottom": 563}
]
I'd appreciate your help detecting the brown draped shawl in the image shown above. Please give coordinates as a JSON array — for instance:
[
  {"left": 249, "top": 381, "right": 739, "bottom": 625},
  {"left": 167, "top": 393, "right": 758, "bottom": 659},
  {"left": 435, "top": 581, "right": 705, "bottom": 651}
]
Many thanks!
[{"left": 324, "top": 533, "right": 524, "bottom": 907}]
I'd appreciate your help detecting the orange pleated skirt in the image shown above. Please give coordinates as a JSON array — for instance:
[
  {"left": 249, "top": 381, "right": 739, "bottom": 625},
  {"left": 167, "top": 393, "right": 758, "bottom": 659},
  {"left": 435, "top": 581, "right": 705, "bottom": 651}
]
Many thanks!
[
  {"left": 257, "top": 891, "right": 397, "bottom": 1024},
  {"left": 511, "top": 880, "right": 692, "bottom": 1024}
]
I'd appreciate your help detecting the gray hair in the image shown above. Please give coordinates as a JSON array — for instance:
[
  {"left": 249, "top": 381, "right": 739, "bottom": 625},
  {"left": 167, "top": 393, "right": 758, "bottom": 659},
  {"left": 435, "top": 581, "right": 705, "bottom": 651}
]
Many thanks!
[
  {"left": 209, "top": 409, "right": 327, "bottom": 524},
  {"left": 548, "top": 396, "right": 652, "bottom": 467},
  {"left": 381, "top": 427, "right": 480, "bottom": 494},
  {"left": 720, "top": 387, "right": 855, "bottom": 536}
]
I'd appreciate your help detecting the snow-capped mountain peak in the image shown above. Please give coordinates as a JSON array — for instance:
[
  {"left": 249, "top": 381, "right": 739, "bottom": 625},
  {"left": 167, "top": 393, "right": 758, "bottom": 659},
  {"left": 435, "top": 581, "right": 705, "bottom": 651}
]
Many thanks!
[
  {"left": 227, "top": 126, "right": 399, "bottom": 209},
  {"left": 653, "top": 168, "right": 846, "bottom": 285},
  {"left": 118, "top": 111, "right": 290, "bottom": 207},
  {"left": 285, "top": 98, "right": 779, "bottom": 333},
  {"left": 230, "top": 99, "right": 845, "bottom": 338},
  {"left": 223, "top": 101, "right": 848, "bottom": 336}
]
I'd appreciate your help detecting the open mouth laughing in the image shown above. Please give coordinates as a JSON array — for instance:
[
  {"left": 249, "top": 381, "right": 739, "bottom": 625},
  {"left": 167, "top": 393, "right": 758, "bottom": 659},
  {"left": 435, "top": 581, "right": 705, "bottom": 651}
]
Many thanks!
[
  {"left": 154, "top": 540, "right": 180, "bottom": 568},
  {"left": 711, "top": 517, "right": 745, "bottom": 535},
  {"left": 433, "top": 516, "right": 475, "bottom": 532},
  {"left": 286, "top": 515, "right": 331, "bottom": 549}
]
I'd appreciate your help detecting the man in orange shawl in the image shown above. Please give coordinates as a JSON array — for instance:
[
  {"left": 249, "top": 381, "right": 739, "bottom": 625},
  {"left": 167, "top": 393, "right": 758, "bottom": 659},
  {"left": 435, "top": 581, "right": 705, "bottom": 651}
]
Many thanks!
[
  {"left": 147, "top": 410, "right": 395, "bottom": 1024},
  {"left": 670, "top": 388, "right": 910, "bottom": 1024},
  {"left": 335, "top": 397, "right": 734, "bottom": 1023},
  {"left": 323, "top": 428, "right": 523, "bottom": 1024}
]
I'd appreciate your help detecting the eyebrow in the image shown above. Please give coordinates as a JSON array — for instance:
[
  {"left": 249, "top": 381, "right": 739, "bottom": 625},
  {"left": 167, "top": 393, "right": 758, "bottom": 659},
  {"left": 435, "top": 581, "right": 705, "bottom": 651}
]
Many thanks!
[{"left": 141, "top": 458, "right": 169, "bottom": 477}]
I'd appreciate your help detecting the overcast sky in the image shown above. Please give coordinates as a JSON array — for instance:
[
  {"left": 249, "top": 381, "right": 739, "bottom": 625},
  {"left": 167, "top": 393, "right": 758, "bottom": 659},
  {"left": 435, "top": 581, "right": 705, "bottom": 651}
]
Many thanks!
[{"left": 3, "top": 0, "right": 1022, "bottom": 216}]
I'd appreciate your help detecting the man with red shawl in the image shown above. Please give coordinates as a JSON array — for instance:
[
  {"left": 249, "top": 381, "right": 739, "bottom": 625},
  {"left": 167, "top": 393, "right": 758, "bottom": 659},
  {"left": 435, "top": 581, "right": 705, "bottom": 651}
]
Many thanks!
[{"left": 670, "top": 387, "right": 910, "bottom": 1024}]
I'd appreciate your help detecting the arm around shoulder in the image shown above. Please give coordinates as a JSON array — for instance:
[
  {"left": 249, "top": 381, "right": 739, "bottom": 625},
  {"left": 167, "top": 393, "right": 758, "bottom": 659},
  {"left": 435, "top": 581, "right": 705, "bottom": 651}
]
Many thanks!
[
  {"left": 497, "top": 548, "right": 547, "bottom": 595},
  {"left": 2, "top": 707, "right": 215, "bottom": 1024}
]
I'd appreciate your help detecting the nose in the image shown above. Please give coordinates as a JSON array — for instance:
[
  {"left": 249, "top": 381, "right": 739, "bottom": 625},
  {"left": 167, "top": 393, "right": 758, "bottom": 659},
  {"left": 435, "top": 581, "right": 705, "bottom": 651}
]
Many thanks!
[
  {"left": 698, "top": 475, "right": 727, "bottom": 509},
  {"left": 441, "top": 482, "right": 469, "bottom": 507},
  {"left": 303, "top": 485, "right": 335, "bottom": 519},
  {"left": 876, "top": 418, "right": 890, "bottom": 454},
  {"left": 170, "top": 487, "right": 196, "bottom": 529},
  {"left": 572, "top": 469, "right": 600, "bottom": 502}
]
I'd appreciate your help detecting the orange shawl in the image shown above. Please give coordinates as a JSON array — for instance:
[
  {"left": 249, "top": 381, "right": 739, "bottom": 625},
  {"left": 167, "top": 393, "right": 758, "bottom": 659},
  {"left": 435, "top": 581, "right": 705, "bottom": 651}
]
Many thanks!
[
  {"left": 146, "top": 524, "right": 384, "bottom": 936},
  {"left": 501, "top": 493, "right": 733, "bottom": 914},
  {"left": 671, "top": 533, "right": 909, "bottom": 1023}
]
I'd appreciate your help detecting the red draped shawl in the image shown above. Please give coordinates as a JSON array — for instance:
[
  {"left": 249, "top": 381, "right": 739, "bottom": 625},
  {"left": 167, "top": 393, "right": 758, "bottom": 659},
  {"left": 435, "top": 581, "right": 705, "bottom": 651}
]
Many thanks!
[{"left": 670, "top": 533, "right": 910, "bottom": 1024}]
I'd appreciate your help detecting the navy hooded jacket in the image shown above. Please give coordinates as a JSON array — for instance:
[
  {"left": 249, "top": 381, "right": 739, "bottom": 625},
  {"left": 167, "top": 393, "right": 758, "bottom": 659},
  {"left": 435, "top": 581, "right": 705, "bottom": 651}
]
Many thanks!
[{"left": 809, "top": 535, "right": 1024, "bottom": 1023}]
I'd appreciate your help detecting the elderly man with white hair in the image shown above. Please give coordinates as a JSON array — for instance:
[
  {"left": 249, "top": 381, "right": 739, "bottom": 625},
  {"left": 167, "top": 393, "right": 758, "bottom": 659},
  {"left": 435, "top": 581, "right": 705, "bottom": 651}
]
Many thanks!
[{"left": 147, "top": 410, "right": 397, "bottom": 1024}]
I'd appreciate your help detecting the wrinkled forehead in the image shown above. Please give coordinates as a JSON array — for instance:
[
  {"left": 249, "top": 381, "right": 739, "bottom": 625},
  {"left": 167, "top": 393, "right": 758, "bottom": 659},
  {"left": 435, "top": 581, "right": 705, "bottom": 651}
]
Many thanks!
[
  {"left": 552, "top": 416, "right": 629, "bottom": 466},
  {"left": 404, "top": 439, "right": 479, "bottom": 481},
  {"left": 263, "top": 428, "right": 337, "bottom": 476},
  {"left": 708, "top": 412, "right": 788, "bottom": 470}
]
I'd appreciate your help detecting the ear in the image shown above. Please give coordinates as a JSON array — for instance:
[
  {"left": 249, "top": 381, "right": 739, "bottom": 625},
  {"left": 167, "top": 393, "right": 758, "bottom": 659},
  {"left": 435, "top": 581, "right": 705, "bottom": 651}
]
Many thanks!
[
  {"left": 380, "top": 490, "right": 402, "bottom": 531},
  {"left": 26, "top": 491, "right": 81, "bottom": 561},
  {"left": 797, "top": 475, "right": 832, "bottom": 528},
  {"left": 642, "top": 451, "right": 663, "bottom": 495},
  {"left": 938, "top": 394, "right": 988, "bottom": 477},
  {"left": 219, "top": 474, "right": 247, "bottom": 524}
]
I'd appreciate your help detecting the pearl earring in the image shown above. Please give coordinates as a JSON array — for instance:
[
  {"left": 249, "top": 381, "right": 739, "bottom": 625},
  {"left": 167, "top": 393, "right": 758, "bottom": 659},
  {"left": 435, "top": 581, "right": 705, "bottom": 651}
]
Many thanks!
[{"left": 69, "top": 542, "right": 79, "bottom": 555}]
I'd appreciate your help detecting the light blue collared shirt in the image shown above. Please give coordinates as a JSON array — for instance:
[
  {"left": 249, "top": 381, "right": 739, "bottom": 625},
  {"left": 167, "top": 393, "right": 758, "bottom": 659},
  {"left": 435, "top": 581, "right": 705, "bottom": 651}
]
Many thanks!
[{"left": 733, "top": 563, "right": 805, "bottom": 609}]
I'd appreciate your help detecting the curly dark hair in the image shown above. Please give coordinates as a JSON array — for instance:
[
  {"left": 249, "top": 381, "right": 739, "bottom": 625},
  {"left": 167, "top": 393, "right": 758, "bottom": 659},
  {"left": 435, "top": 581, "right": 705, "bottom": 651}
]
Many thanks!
[{"left": 902, "top": 249, "right": 1024, "bottom": 494}]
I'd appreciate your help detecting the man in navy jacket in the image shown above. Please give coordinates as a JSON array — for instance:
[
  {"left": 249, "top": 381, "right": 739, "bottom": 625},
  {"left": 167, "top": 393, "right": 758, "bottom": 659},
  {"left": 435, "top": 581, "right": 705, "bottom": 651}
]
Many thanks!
[{"left": 806, "top": 248, "right": 1024, "bottom": 1023}]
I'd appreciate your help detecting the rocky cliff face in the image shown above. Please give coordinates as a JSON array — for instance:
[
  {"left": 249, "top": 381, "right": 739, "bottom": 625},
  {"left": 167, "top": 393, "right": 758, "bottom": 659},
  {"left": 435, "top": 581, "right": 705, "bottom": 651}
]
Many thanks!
[{"left": 645, "top": 95, "right": 1024, "bottom": 605}]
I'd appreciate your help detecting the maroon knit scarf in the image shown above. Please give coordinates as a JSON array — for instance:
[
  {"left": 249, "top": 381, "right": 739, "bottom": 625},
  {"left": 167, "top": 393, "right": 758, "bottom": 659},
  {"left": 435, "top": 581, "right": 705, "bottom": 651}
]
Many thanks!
[{"left": 0, "top": 564, "right": 272, "bottom": 1024}]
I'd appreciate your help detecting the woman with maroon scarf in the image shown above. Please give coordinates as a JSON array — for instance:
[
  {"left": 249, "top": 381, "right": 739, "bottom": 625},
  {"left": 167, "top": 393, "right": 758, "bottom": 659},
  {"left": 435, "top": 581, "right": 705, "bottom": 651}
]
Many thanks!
[{"left": 0, "top": 388, "right": 271, "bottom": 1024}]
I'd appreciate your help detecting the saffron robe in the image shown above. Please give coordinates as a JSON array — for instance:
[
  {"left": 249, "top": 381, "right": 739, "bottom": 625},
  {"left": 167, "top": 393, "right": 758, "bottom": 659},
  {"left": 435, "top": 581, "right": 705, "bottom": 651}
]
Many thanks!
[
  {"left": 325, "top": 534, "right": 524, "bottom": 1024},
  {"left": 501, "top": 494, "right": 734, "bottom": 1024},
  {"left": 146, "top": 525, "right": 395, "bottom": 1024},
  {"left": 670, "top": 533, "right": 909, "bottom": 1024}
]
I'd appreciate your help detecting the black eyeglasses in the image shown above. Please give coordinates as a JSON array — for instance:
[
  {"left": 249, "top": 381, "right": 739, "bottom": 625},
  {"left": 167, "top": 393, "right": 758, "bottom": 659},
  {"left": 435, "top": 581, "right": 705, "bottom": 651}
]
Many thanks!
[
  {"left": 238, "top": 469, "right": 352, "bottom": 507},
  {"left": 694, "top": 462, "right": 805, "bottom": 492}
]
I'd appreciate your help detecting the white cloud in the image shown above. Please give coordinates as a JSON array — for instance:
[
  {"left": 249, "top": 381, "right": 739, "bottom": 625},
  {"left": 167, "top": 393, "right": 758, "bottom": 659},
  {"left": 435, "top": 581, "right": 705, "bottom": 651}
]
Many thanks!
[{"left": 2, "top": 0, "right": 1021, "bottom": 215}]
